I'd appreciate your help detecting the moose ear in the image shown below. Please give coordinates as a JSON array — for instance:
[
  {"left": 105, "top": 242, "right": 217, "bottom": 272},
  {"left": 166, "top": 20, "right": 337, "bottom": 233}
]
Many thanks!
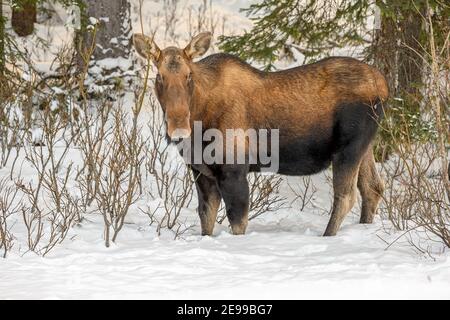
[
  {"left": 133, "top": 33, "right": 161, "bottom": 62},
  {"left": 184, "top": 32, "right": 212, "bottom": 60}
]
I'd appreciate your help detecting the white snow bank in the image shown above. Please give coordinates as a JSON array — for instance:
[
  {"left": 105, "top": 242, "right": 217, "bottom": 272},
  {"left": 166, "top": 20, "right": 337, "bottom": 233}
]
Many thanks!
[{"left": 1, "top": 201, "right": 449, "bottom": 299}]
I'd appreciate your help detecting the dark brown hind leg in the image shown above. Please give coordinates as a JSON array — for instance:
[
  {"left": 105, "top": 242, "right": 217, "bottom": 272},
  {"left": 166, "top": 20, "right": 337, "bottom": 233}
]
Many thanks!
[
  {"left": 358, "top": 148, "right": 384, "bottom": 224},
  {"left": 323, "top": 158, "right": 360, "bottom": 237},
  {"left": 192, "top": 168, "right": 222, "bottom": 236},
  {"left": 324, "top": 101, "right": 383, "bottom": 236}
]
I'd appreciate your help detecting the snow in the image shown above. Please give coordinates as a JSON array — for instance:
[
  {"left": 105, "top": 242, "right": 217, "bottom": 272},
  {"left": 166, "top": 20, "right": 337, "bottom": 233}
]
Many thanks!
[
  {"left": 1, "top": 142, "right": 449, "bottom": 299},
  {"left": 50, "top": 100, "right": 59, "bottom": 112},
  {"left": 129, "top": 0, "right": 254, "bottom": 48},
  {"left": 1, "top": 0, "right": 449, "bottom": 300},
  {"left": 94, "top": 57, "right": 134, "bottom": 71},
  {"left": 89, "top": 17, "right": 99, "bottom": 26},
  {"left": 30, "top": 127, "right": 43, "bottom": 145},
  {"left": 1, "top": 200, "right": 450, "bottom": 299}
]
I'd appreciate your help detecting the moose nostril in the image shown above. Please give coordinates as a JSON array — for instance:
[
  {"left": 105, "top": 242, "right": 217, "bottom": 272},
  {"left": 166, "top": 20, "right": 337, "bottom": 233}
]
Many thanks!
[{"left": 170, "top": 128, "right": 191, "bottom": 140}]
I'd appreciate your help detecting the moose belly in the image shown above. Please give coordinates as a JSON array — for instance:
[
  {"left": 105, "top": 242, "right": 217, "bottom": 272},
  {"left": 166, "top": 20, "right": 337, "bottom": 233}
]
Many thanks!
[
  {"left": 277, "top": 138, "right": 333, "bottom": 176},
  {"left": 250, "top": 129, "right": 334, "bottom": 176}
]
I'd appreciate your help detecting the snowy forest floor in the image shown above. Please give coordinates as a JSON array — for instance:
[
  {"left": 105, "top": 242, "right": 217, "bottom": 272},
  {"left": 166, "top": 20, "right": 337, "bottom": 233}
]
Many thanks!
[
  {"left": 1, "top": 148, "right": 450, "bottom": 299},
  {"left": 2, "top": 182, "right": 450, "bottom": 299}
]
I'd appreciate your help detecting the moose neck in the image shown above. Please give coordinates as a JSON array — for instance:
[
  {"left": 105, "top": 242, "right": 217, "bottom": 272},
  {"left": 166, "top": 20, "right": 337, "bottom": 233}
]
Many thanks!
[{"left": 189, "top": 62, "right": 220, "bottom": 130}]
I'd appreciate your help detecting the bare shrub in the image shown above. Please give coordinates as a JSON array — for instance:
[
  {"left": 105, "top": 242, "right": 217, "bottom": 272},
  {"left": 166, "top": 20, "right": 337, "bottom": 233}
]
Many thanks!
[
  {"left": 143, "top": 95, "right": 167, "bottom": 178},
  {"left": 16, "top": 106, "right": 81, "bottom": 256},
  {"left": 379, "top": 5, "right": 449, "bottom": 250},
  {"left": 155, "top": 161, "right": 194, "bottom": 233},
  {"left": 143, "top": 158, "right": 195, "bottom": 239},
  {"left": 163, "top": 0, "right": 180, "bottom": 41},
  {"left": 0, "top": 178, "right": 21, "bottom": 258},
  {"left": 380, "top": 143, "right": 450, "bottom": 249},
  {"left": 217, "top": 173, "right": 287, "bottom": 223},
  {"left": 74, "top": 100, "right": 113, "bottom": 208},
  {"left": 92, "top": 104, "right": 146, "bottom": 247},
  {"left": 17, "top": 179, "right": 80, "bottom": 256},
  {"left": 0, "top": 101, "right": 22, "bottom": 169},
  {"left": 71, "top": 25, "right": 114, "bottom": 210},
  {"left": 248, "top": 173, "right": 287, "bottom": 220},
  {"left": 0, "top": 77, "right": 31, "bottom": 174},
  {"left": 0, "top": 31, "right": 88, "bottom": 257},
  {"left": 140, "top": 93, "right": 195, "bottom": 239},
  {"left": 288, "top": 177, "right": 318, "bottom": 212},
  {"left": 187, "top": 0, "right": 223, "bottom": 39}
]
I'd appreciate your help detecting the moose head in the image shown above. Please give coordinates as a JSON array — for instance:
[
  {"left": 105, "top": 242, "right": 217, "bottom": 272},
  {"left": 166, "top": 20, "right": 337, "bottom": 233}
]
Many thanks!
[{"left": 133, "top": 32, "right": 212, "bottom": 140}]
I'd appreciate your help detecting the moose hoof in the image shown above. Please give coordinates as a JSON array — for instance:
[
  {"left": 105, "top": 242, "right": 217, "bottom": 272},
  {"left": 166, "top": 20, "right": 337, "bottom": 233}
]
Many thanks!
[
  {"left": 230, "top": 223, "right": 247, "bottom": 235},
  {"left": 323, "top": 229, "right": 337, "bottom": 237},
  {"left": 360, "top": 215, "right": 375, "bottom": 224}
]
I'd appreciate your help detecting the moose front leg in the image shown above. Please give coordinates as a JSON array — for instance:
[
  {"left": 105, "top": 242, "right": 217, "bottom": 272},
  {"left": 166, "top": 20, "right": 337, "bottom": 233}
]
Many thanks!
[
  {"left": 192, "top": 168, "right": 222, "bottom": 236},
  {"left": 216, "top": 165, "right": 250, "bottom": 235}
]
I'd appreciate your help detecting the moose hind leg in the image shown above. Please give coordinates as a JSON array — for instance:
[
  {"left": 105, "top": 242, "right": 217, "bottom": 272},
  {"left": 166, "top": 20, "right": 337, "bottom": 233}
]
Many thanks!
[
  {"left": 358, "top": 148, "right": 384, "bottom": 224},
  {"left": 324, "top": 124, "right": 366, "bottom": 236},
  {"left": 324, "top": 160, "right": 359, "bottom": 237},
  {"left": 324, "top": 102, "right": 381, "bottom": 236},
  {"left": 193, "top": 169, "right": 222, "bottom": 236},
  {"left": 217, "top": 165, "right": 249, "bottom": 235}
]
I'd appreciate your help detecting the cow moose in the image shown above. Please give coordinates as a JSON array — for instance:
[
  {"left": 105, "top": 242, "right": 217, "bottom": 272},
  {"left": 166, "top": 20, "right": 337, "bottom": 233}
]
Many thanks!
[{"left": 133, "top": 32, "right": 389, "bottom": 237}]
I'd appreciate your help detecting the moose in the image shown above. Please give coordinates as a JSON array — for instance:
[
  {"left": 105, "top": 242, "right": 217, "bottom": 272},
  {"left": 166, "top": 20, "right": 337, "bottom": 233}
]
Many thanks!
[{"left": 133, "top": 32, "right": 389, "bottom": 237}]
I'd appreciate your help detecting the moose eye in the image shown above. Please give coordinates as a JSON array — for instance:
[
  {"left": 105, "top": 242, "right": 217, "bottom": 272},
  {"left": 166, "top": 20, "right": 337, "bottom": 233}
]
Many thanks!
[
  {"left": 187, "top": 73, "right": 193, "bottom": 83},
  {"left": 156, "top": 74, "right": 162, "bottom": 83}
]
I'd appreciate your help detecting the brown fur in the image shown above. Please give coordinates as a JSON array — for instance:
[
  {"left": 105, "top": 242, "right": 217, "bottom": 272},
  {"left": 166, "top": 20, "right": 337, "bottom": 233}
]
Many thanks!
[
  {"left": 134, "top": 33, "right": 388, "bottom": 140},
  {"left": 189, "top": 55, "right": 388, "bottom": 137},
  {"left": 358, "top": 147, "right": 385, "bottom": 224}
]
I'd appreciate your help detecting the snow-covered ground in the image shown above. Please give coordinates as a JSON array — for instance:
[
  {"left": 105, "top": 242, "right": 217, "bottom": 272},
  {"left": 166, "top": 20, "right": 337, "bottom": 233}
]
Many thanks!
[
  {"left": 2, "top": 189, "right": 450, "bottom": 299},
  {"left": 1, "top": 143, "right": 450, "bottom": 299},
  {"left": 1, "top": 0, "right": 450, "bottom": 300}
]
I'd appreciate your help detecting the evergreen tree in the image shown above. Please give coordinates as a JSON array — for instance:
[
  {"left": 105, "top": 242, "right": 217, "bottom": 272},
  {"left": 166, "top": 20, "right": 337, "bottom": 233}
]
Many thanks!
[{"left": 219, "top": 0, "right": 372, "bottom": 71}]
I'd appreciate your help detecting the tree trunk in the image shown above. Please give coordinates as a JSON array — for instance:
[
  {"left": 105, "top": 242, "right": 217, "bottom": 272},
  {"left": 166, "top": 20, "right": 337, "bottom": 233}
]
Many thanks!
[
  {"left": 0, "top": 0, "right": 5, "bottom": 76},
  {"left": 11, "top": 0, "right": 36, "bottom": 37},
  {"left": 397, "top": 9, "right": 424, "bottom": 100},
  {"left": 372, "top": 2, "right": 426, "bottom": 162},
  {"left": 373, "top": 3, "right": 425, "bottom": 99},
  {"left": 76, "top": 0, "right": 135, "bottom": 94},
  {"left": 372, "top": 12, "right": 398, "bottom": 96}
]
